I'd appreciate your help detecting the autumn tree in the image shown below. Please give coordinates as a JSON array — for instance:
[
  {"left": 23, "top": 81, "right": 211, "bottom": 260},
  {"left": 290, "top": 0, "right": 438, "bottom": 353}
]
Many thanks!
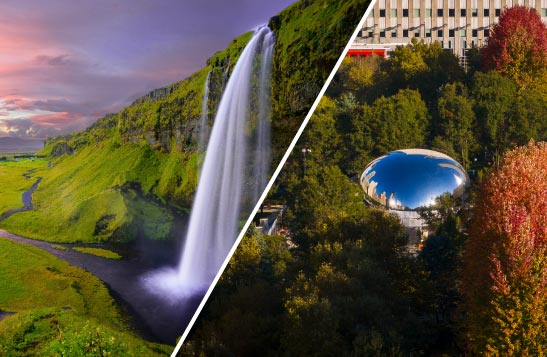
[
  {"left": 462, "top": 141, "right": 547, "bottom": 355},
  {"left": 483, "top": 6, "right": 547, "bottom": 87}
]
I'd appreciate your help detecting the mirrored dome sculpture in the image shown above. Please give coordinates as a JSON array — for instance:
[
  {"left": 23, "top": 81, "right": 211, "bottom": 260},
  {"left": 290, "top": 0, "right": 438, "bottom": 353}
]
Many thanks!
[{"left": 360, "top": 149, "right": 469, "bottom": 211}]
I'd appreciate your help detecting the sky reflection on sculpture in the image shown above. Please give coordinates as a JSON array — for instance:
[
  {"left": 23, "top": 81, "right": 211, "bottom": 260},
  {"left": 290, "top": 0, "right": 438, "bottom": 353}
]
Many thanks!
[{"left": 361, "top": 149, "right": 469, "bottom": 210}]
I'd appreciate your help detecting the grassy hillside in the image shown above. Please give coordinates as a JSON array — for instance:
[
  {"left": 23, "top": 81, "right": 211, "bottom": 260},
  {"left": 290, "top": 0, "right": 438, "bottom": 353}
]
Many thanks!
[
  {"left": 1, "top": 142, "right": 195, "bottom": 242},
  {"left": 0, "top": 239, "right": 170, "bottom": 356},
  {"left": 2, "top": 0, "right": 370, "bottom": 244}
]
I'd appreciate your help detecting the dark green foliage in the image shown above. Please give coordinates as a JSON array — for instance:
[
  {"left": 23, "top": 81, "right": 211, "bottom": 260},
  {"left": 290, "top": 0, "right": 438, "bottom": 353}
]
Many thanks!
[
  {"left": 471, "top": 71, "right": 519, "bottom": 160},
  {"left": 377, "top": 39, "right": 464, "bottom": 107},
  {"left": 364, "top": 89, "right": 429, "bottom": 155},
  {"left": 432, "top": 82, "right": 477, "bottom": 168}
]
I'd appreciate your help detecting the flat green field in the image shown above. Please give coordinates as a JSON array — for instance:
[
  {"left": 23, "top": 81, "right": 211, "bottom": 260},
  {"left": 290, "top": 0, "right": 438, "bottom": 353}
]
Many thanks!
[
  {"left": 0, "top": 239, "right": 170, "bottom": 356},
  {"left": 0, "top": 159, "right": 48, "bottom": 215}
]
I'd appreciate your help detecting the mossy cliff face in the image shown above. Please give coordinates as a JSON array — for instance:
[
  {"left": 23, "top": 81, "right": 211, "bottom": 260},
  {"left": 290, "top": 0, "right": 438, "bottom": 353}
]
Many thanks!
[{"left": 16, "top": 0, "right": 371, "bottom": 243}]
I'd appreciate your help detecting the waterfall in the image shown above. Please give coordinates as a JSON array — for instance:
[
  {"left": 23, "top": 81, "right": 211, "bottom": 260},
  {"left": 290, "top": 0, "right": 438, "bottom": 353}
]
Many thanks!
[
  {"left": 144, "top": 26, "right": 274, "bottom": 300},
  {"left": 252, "top": 30, "right": 273, "bottom": 203},
  {"left": 197, "top": 71, "right": 211, "bottom": 155}
]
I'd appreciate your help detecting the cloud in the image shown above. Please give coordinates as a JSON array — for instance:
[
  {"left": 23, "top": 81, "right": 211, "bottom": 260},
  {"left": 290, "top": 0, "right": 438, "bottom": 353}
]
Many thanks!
[
  {"left": 30, "top": 112, "right": 81, "bottom": 126},
  {"left": 0, "top": 118, "right": 61, "bottom": 138}
]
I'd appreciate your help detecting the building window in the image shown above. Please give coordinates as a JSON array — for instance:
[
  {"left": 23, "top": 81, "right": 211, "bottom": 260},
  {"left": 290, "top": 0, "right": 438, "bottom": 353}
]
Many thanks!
[
  {"left": 380, "top": 31, "right": 386, "bottom": 37},
  {"left": 472, "top": 29, "right": 478, "bottom": 37},
  {"left": 414, "top": 9, "right": 420, "bottom": 17},
  {"left": 370, "top": 9, "right": 374, "bottom": 16},
  {"left": 391, "top": 9, "right": 397, "bottom": 17},
  {"left": 460, "top": 29, "right": 467, "bottom": 36},
  {"left": 368, "top": 31, "right": 374, "bottom": 37},
  {"left": 437, "top": 9, "right": 444, "bottom": 16},
  {"left": 391, "top": 30, "right": 397, "bottom": 37},
  {"left": 380, "top": 9, "right": 386, "bottom": 17},
  {"left": 484, "top": 29, "right": 490, "bottom": 37},
  {"left": 426, "top": 29, "right": 432, "bottom": 37},
  {"left": 484, "top": 8, "right": 490, "bottom": 16},
  {"left": 472, "top": 8, "right": 478, "bottom": 16},
  {"left": 542, "top": 8, "right": 547, "bottom": 16},
  {"left": 449, "top": 29, "right": 455, "bottom": 37},
  {"left": 461, "top": 9, "right": 467, "bottom": 16},
  {"left": 495, "top": 9, "right": 501, "bottom": 16},
  {"left": 449, "top": 8, "right": 455, "bottom": 16},
  {"left": 438, "top": 29, "right": 444, "bottom": 37},
  {"left": 425, "top": 8, "right": 432, "bottom": 17},
  {"left": 403, "top": 29, "right": 409, "bottom": 37},
  {"left": 403, "top": 8, "right": 409, "bottom": 17},
  {"left": 414, "top": 29, "right": 420, "bottom": 37}
]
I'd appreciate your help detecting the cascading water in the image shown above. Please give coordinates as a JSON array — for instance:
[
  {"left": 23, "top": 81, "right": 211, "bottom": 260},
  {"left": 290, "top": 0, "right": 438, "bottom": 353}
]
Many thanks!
[
  {"left": 144, "top": 26, "right": 274, "bottom": 301},
  {"left": 252, "top": 31, "right": 274, "bottom": 203}
]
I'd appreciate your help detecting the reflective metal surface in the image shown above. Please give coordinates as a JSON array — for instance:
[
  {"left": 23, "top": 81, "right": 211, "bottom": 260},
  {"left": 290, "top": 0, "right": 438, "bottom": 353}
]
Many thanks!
[{"left": 360, "top": 149, "right": 469, "bottom": 210}]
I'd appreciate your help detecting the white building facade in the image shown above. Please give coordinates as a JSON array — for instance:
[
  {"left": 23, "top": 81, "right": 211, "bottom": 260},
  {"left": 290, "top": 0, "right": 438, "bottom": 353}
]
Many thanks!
[{"left": 354, "top": 0, "right": 547, "bottom": 57}]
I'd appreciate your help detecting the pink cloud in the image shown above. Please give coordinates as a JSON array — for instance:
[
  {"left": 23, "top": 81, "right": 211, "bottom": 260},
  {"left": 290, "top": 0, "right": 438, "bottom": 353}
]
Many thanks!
[{"left": 30, "top": 112, "right": 81, "bottom": 126}]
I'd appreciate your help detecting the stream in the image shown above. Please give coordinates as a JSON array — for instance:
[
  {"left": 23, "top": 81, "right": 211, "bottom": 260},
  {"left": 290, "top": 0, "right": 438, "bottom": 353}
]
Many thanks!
[
  {"left": 0, "top": 169, "right": 42, "bottom": 221},
  {"left": 0, "top": 171, "right": 200, "bottom": 344}
]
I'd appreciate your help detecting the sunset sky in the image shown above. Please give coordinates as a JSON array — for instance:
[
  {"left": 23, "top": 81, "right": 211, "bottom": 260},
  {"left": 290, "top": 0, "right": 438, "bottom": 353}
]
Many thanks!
[{"left": 0, "top": 0, "right": 295, "bottom": 141}]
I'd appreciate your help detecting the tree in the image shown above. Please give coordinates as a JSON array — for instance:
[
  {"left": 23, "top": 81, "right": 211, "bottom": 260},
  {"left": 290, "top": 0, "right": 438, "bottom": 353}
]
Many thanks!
[
  {"left": 364, "top": 89, "right": 429, "bottom": 155},
  {"left": 462, "top": 141, "right": 547, "bottom": 355},
  {"left": 483, "top": 6, "right": 547, "bottom": 87},
  {"left": 384, "top": 39, "right": 463, "bottom": 107},
  {"left": 432, "top": 82, "right": 476, "bottom": 168},
  {"left": 471, "top": 71, "right": 518, "bottom": 163}
]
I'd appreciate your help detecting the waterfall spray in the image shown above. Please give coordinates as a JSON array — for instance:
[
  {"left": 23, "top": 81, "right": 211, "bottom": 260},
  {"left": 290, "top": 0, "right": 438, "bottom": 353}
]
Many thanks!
[{"left": 144, "top": 26, "right": 274, "bottom": 300}]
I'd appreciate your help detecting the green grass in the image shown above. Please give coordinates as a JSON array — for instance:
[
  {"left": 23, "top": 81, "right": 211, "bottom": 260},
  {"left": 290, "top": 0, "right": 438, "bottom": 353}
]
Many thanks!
[
  {"left": 0, "top": 141, "right": 196, "bottom": 243},
  {"left": 0, "top": 239, "right": 170, "bottom": 356},
  {"left": 72, "top": 247, "right": 122, "bottom": 260},
  {"left": 0, "top": 159, "right": 48, "bottom": 215}
]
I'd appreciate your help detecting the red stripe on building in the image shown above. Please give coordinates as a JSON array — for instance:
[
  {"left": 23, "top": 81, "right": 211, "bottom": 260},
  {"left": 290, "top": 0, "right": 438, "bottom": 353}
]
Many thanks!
[{"left": 347, "top": 48, "right": 387, "bottom": 57}]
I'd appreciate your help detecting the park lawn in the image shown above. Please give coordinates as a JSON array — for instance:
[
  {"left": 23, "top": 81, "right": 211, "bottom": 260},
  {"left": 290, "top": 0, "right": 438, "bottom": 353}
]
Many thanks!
[
  {"left": 0, "top": 239, "right": 171, "bottom": 356},
  {"left": 0, "top": 159, "right": 48, "bottom": 215}
]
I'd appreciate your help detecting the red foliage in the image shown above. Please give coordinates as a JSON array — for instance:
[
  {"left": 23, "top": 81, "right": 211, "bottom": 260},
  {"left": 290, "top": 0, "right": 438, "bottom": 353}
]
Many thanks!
[
  {"left": 462, "top": 141, "right": 547, "bottom": 353},
  {"left": 483, "top": 6, "right": 547, "bottom": 84}
]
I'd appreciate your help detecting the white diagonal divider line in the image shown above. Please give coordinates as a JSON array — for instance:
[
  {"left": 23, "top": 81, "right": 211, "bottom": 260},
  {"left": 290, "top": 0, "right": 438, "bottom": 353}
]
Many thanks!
[{"left": 170, "top": 2, "right": 376, "bottom": 355}]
